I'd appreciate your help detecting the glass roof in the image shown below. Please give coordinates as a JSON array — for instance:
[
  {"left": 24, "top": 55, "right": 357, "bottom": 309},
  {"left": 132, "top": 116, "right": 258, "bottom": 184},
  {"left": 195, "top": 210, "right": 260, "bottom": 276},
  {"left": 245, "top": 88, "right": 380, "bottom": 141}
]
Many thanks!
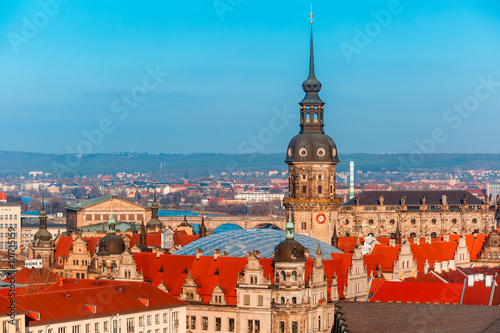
[{"left": 173, "top": 228, "right": 343, "bottom": 259}]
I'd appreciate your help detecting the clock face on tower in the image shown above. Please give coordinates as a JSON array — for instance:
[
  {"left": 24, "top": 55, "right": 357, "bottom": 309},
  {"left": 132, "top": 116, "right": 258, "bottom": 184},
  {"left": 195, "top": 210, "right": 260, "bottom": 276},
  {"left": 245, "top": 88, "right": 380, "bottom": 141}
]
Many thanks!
[{"left": 316, "top": 213, "right": 326, "bottom": 224}]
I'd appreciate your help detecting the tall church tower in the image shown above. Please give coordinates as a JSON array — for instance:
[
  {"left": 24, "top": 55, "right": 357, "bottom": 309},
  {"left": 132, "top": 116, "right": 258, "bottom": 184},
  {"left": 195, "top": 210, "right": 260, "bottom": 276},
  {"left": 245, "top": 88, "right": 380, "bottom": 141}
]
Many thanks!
[
  {"left": 284, "top": 13, "right": 341, "bottom": 244},
  {"left": 29, "top": 192, "right": 55, "bottom": 268}
]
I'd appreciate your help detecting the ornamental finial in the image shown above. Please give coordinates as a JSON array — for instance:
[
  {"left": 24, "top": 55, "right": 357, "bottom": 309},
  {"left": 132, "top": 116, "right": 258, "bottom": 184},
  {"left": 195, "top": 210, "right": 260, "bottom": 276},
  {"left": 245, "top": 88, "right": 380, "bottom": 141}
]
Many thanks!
[{"left": 310, "top": 4, "right": 314, "bottom": 25}]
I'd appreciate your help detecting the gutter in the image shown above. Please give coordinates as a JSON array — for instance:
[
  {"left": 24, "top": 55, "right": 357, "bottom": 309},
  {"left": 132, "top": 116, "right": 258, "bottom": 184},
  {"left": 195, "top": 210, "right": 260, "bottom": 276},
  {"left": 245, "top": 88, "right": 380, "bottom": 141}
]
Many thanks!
[{"left": 459, "top": 278, "right": 467, "bottom": 305}]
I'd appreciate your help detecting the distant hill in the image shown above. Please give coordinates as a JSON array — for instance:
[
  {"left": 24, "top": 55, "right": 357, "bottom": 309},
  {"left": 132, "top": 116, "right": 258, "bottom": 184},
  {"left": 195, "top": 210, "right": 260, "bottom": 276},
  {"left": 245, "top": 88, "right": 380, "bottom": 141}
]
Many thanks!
[{"left": 1, "top": 151, "right": 500, "bottom": 177}]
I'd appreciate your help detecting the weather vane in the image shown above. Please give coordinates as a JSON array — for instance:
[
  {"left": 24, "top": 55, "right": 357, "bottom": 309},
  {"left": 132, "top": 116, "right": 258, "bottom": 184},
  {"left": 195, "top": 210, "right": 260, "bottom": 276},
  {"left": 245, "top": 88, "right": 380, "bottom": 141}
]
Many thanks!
[{"left": 310, "top": 4, "right": 314, "bottom": 25}]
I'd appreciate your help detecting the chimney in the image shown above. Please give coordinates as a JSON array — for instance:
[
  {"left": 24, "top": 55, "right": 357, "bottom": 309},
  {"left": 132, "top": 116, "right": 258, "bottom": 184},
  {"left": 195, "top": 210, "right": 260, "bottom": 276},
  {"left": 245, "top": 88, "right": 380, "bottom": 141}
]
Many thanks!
[
  {"left": 389, "top": 239, "right": 396, "bottom": 247},
  {"left": 58, "top": 277, "right": 64, "bottom": 287},
  {"left": 467, "top": 277, "right": 474, "bottom": 287},
  {"left": 449, "top": 260, "right": 456, "bottom": 271},
  {"left": 425, "top": 235, "right": 431, "bottom": 244},
  {"left": 443, "top": 234, "right": 450, "bottom": 242},
  {"left": 486, "top": 275, "right": 493, "bottom": 287},
  {"left": 213, "top": 249, "right": 221, "bottom": 261},
  {"left": 434, "top": 262, "right": 442, "bottom": 274},
  {"left": 442, "top": 261, "right": 449, "bottom": 272},
  {"left": 195, "top": 248, "right": 203, "bottom": 260},
  {"left": 414, "top": 238, "right": 420, "bottom": 246}
]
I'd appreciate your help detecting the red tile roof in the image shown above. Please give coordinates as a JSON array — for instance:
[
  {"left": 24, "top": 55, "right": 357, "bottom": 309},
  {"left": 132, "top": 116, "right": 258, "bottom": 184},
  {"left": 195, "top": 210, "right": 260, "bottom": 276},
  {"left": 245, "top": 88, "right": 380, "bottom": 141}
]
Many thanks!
[
  {"left": 15, "top": 282, "right": 185, "bottom": 326},
  {"left": 369, "top": 281, "right": 463, "bottom": 304},
  {"left": 2, "top": 267, "right": 60, "bottom": 285}
]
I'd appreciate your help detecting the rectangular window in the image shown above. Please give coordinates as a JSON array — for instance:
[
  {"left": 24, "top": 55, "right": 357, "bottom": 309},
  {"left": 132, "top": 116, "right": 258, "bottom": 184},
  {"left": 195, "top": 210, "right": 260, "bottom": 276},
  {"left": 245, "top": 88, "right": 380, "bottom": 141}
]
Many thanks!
[
  {"left": 191, "top": 316, "right": 196, "bottom": 329},
  {"left": 215, "top": 318, "right": 221, "bottom": 331},
  {"left": 155, "top": 314, "right": 159, "bottom": 324},
  {"left": 139, "top": 317, "right": 143, "bottom": 326},
  {"left": 258, "top": 295, "right": 263, "bottom": 306},
  {"left": 95, "top": 323, "right": 99, "bottom": 332},
  {"left": 147, "top": 316, "right": 152, "bottom": 325},
  {"left": 292, "top": 322, "right": 298, "bottom": 333},
  {"left": 112, "top": 320, "right": 118, "bottom": 333},
  {"left": 244, "top": 294, "right": 250, "bottom": 305},
  {"left": 127, "top": 318, "right": 134, "bottom": 332},
  {"left": 318, "top": 185, "right": 322, "bottom": 194},
  {"left": 255, "top": 320, "right": 260, "bottom": 332},
  {"left": 229, "top": 318, "right": 235, "bottom": 332},
  {"left": 103, "top": 322, "right": 108, "bottom": 332},
  {"left": 58, "top": 329, "right": 66, "bottom": 333},
  {"left": 279, "top": 321, "right": 285, "bottom": 333},
  {"left": 202, "top": 317, "right": 208, "bottom": 330},
  {"left": 247, "top": 320, "right": 253, "bottom": 333},
  {"left": 302, "top": 186, "right": 307, "bottom": 194},
  {"left": 163, "top": 313, "right": 168, "bottom": 323},
  {"left": 85, "top": 324, "right": 90, "bottom": 333},
  {"left": 72, "top": 326, "right": 80, "bottom": 333}
]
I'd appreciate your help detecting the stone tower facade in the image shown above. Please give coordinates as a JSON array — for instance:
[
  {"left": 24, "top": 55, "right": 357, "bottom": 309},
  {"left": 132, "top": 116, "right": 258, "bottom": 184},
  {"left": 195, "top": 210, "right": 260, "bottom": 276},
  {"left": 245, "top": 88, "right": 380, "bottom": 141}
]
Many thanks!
[{"left": 284, "top": 19, "right": 341, "bottom": 244}]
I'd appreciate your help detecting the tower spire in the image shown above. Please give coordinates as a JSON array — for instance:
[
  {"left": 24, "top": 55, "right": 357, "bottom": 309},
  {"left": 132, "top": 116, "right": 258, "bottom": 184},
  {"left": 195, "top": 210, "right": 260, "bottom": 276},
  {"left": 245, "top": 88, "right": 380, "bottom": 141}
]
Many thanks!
[{"left": 286, "top": 198, "right": 295, "bottom": 239}]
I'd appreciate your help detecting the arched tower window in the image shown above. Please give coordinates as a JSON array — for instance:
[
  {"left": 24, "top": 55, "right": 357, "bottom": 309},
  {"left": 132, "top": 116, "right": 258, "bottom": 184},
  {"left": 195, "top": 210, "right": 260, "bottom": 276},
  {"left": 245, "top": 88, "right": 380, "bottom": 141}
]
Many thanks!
[
  {"left": 280, "top": 271, "right": 286, "bottom": 282},
  {"left": 314, "top": 113, "right": 318, "bottom": 123},
  {"left": 291, "top": 271, "right": 298, "bottom": 282},
  {"left": 431, "top": 232, "right": 437, "bottom": 238},
  {"left": 410, "top": 232, "right": 417, "bottom": 238},
  {"left": 306, "top": 113, "right": 311, "bottom": 123}
]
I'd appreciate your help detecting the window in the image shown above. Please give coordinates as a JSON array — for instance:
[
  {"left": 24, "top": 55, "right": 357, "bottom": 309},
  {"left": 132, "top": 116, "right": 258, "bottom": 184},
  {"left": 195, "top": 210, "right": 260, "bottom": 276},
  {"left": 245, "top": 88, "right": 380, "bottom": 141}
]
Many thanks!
[
  {"left": 190, "top": 316, "right": 196, "bottom": 329},
  {"left": 255, "top": 320, "right": 260, "bottom": 332},
  {"left": 292, "top": 321, "right": 298, "bottom": 333},
  {"left": 368, "top": 219, "right": 374, "bottom": 225},
  {"left": 302, "top": 186, "right": 307, "bottom": 194},
  {"left": 95, "top": 323, "right": 99, "bottom": 332},
  {"left": 410, "top": 232, "right": 417, "bottom": 238},
  {"left": 452, "top": 218, "right": 457, "bottom": 224},
  {"left": 279, "top": 322, "right": 285, "bottom": 333},
  {"left": 58, "top": 329, "right": 66, "bottom": 333},
  {"left": 215, "top": 318, "right": 221, "bottom": 331},
  {"left": 76, "top": 273, "right": 80, "bottom": 278},
  {"left": 139, "top": 317, "right": 143, "bottom": 326},
  {"left": 229, "top": 318, "right": 235, "bottom": 332},
  {"left": 202, "top": 317, "right": 208, "bottom": 330},
  {"left": 432, "top": 218, "right": 437, "bottom": 224},
  {"left": 280, "top": 271, "right": 286, "bottom": 282},
  {"left": 258, "top": 295, "right": 263, "bottom": 306},
  {"left": 345, "top": 219, "right": 350, "bottom": 225},
  {"left": 163, "top": 313, "right": 168, "bottom": 323},
  {"left": 281, "top": 297, "right": 285, "bottom": 304},
  {"left": 103, "top": 322, "right": 108, "bottom": 332},
  {"left": 291, "top": 271, "right": 297, "bottom": 281},
  {"left": 473, "top": 218, "right": 478, "bottom": 224},
  {"left": 390, "top": 219, "right": 395, "bottom": 224},
  {"left": 155, "top": 314, "right": 159, "bottom": 324},
  {"left": 301, "top": 222, "right": 306, "bottom": 230},
  {"left": 318, "top": 316, "right": 322, "bottom": 330},
  {"left": 147, "top": 315, "right": 152, "bottom": 325},
  {"left": 292, "top": 296, "right": 297, "bottom": 304},
  {"left": 301, "top": 174, "right": 307, "bottom": 180},
  {"left": 127, "top": 318, "right": 134, "bottom": 332},
  {"left": 318, "top": 186, "right": 322, "bottom": 194},
  {"left": 85, "top": 324, "right": 90, "bottom": 333},
  {"left": 244, "top": 294, "right": 250, "bottom": 305},
  {"left": 72, "top": 326, "right": 80, "bottom": 333},
  {"left": 431, "top": 232, "right": 437, "bottom": 239},
  {"left": 411, "top": 219, "right": 416, "bottom": 224},
  {"left": 247, "top": 320, "right": 253, "bottom": 333}
]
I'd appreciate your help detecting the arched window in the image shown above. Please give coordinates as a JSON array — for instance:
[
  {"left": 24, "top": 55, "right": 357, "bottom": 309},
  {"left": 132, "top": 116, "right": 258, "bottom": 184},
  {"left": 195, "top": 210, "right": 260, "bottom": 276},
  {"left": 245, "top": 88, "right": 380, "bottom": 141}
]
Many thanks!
[
  {"left": 472, "top": 218, "right": 477, "bottom": 224},
  {"left": 432, "top": 218, "right": 437, "bottom": 224},
  {"left": 411, "top": 219, "right": 416, "bottom": 224},
  {"left": 431, "top": 232, "right": 437, "bottom": 239},
  {"left": 292, "top": 297, "right": 297, "bottom": 304},
  {"left": 314, "top": 113, "right": 318, "bottom": 123},
  {"left": 280, "top": 271, "right": 286, "bottom": 282},
  {"left": 368, "top": 219, "right": 374, "bottom": 225},
  {"left": 452, "top": 218, "right": 457, "bottom": 224},
  {"left": 291, "top": 271, "right": 298, "bottom": 282},
  {"left": 410, "top": 232, "right": 417, "bottom": 238},
  {"left": 390, "top": 219, "right": 395, "bottom": 225},
  {"left": 345, "top": 219, "right": 350, "bottom": 225},
  {"left": 345, "top": 232, "right": 351, "bottom": 237},
  {"left": 111, "top": 263, "right": 117, "bottom": 273},
  {"left": 103, "top": 264, "right": 107, "bottom": 273},
  {"left": 306, "top": 113, "right": 311, "bottom": 123},
  {"left": 281, "top": 297, "right": 285, "bottom": 304}
]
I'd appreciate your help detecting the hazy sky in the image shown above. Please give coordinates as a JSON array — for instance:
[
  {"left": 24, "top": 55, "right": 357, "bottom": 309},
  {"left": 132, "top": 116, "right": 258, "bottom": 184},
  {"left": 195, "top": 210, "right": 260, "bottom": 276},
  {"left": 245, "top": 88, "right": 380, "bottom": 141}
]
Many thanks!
[{"left": 1, "top": 1, "right": 500, "bottom": 155}]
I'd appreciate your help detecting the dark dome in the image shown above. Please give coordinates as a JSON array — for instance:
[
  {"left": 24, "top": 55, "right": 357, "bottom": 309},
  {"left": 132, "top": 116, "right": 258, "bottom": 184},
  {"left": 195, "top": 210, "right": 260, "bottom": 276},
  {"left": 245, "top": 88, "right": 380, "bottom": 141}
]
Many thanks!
[
  {"left": 146, "top": 217, "right": 162, "bottom": 230},
  {"left": 34, "top": 229, "right": 53, "bottom": 244},
  {"left": 97, "top": 233, "right": 125, "bottom": 255},
  {"left": 274, "top": 238, "right": 307, "bottom": 262},
  {"left": 285, "top": 132, "right": 339, "bottom": 163}
]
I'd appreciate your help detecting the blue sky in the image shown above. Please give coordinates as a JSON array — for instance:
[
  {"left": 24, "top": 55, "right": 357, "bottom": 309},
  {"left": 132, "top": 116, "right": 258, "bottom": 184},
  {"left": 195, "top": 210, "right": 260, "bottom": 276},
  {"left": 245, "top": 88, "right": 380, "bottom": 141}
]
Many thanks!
[{"left": 1, "top": 0, "right": 500, "bottom": 155}]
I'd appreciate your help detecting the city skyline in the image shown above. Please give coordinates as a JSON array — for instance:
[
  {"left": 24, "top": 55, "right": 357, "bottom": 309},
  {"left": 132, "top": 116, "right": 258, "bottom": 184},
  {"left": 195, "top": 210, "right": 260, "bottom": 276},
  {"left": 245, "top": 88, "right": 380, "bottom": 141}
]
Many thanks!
[{"left": 1, "top": 1, "right": 500, "bottom": 155}]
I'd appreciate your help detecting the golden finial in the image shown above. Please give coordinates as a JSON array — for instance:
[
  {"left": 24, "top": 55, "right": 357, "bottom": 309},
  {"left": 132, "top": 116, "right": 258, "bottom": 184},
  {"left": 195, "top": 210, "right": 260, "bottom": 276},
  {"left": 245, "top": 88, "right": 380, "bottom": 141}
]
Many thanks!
[{"left": 310, "top": 4, "right": 314, "bottom": 25}]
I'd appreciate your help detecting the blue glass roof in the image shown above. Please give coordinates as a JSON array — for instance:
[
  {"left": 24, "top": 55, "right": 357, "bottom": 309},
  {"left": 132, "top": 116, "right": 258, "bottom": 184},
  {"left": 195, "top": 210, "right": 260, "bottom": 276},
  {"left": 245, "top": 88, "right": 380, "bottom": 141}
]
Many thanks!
[
  {"left": 173, "top": 228, "right": 343, "bottom": 259},
  {"left": 213, "top": 223, "right": 243, "bottom": 234}
]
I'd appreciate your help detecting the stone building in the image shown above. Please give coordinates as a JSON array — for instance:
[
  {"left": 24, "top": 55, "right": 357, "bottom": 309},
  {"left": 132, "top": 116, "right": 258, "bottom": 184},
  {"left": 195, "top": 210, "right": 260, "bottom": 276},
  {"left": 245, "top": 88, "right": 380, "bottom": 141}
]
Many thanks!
[
  {"left": 28, "top": 195, "right": 55, "bottom": 268},
  {"left": 66, "top": 194, "right": 151, "bottom": 232},
  {"left": 281, "top": 16, "right": 498, "bottom": 243}
]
